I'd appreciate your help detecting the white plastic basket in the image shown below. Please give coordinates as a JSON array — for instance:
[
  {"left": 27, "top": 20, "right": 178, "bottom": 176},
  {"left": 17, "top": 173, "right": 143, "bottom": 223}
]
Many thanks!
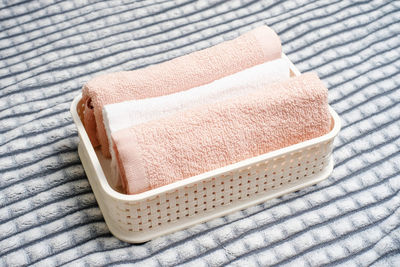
[{"left": 70, "top": 54, "right": 341, "bottom": 243}]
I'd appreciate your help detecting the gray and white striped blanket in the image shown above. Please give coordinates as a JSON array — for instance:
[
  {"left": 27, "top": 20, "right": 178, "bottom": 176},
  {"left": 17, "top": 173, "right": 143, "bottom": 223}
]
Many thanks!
[{"left": 1, "top": 0, "right": 399, "bottom": 266}]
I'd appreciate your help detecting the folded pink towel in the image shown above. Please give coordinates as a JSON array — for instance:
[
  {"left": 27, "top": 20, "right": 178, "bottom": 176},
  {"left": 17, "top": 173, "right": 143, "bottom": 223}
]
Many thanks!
[
  {"left": 82, "top": 25, "right": 282, "bottom": 157},
  {"left": 112, "top": 73, "right": 331, "bottom": 194}
]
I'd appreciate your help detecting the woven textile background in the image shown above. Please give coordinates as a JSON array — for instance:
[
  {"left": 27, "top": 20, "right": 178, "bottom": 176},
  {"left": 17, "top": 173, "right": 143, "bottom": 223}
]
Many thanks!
[{"left": 1, "top": 0, "right": 400, "bottom": 266}]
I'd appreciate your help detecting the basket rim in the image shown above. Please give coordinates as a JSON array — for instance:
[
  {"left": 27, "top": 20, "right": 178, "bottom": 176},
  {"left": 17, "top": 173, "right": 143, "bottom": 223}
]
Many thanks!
[{"left": 70, "top": 54, "right": 341, "bottom": 202}]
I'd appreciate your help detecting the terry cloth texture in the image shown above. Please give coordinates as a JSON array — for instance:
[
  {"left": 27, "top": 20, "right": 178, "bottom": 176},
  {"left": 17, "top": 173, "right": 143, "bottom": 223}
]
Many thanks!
[
  {"left": 0, "top": 0, "right": 399, "bottom": 266},
  {"left": 103, "top": 58, "right": 290, "bottom": 189},
  {"left": 82, "top": 24, "right": 282, "bottom": 157},
  {"left": 112, "top": 73, "right": 329, "bottom": 194}
]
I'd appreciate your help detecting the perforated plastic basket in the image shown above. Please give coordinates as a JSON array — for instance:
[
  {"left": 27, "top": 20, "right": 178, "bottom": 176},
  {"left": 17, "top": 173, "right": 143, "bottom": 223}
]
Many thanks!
[{"left": 70, "top": 54, "right": 341, "bottom": 243}]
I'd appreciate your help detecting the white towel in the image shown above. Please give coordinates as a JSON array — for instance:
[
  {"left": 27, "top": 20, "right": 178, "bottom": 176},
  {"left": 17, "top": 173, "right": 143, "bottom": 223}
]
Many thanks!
[{"left": 103, "top": 58, "right": 290, "bottom": 189}]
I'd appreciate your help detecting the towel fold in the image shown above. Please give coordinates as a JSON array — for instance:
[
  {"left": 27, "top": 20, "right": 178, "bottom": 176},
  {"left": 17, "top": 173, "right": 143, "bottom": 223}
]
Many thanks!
[
  {"left": 82, "top": 25, "right": 282, "bottom": 157},
  {"left": 103, "top": 58, "right": 290, "bottom": 188},
  {"left": 112, "top": 73, "right": 331, "bottom": 194}
]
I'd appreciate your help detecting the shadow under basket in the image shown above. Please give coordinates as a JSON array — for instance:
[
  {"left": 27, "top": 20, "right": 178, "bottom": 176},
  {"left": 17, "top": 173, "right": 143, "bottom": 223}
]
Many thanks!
[{"left": 70, "top": 54, "right": 341, "bottom": 243}]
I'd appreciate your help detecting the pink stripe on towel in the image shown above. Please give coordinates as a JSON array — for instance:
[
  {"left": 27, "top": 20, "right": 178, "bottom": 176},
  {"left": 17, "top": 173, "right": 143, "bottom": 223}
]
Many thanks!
[
  {"left": 82, "top": 25, "right": 282, "bottom": 157},
  {"left": 112, "top": 73, "right": 331, "bottom": 194}
]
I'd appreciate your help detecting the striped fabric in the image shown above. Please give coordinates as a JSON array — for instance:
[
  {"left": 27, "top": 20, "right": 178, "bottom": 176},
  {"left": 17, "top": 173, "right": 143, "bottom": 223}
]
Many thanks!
[{"left": 1, "top": 0, "right": 399, "bottom": 266}]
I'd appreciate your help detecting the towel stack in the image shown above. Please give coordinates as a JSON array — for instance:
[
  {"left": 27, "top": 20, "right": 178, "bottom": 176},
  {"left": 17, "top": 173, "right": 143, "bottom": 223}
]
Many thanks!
[
  {"left": 82, "top": 25, "right": 282, "bottom": 157},
  {"left": 81, "top": 25, "right": 331, "bottom": 194}
]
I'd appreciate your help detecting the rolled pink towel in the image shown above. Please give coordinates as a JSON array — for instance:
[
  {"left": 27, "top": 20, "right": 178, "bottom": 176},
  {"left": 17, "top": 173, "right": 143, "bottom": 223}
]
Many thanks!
[
  {"left": 82, "top": 25, "right": 282, "bottom": 157},
  {"left": 112, "top": 73, "right": 331, "bottom": 194}
]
